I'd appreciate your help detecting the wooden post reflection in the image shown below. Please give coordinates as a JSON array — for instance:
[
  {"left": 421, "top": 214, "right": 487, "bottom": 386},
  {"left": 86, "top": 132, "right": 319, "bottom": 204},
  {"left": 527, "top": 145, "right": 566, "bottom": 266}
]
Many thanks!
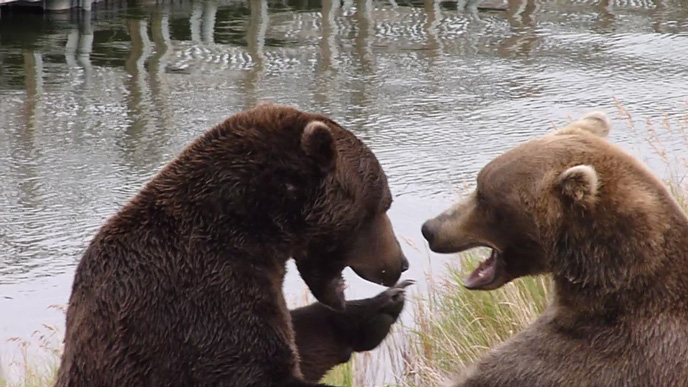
[
  {"left": 149, "top": 6, "right": 171, "bottom": 81},
  {"left": 15, "top": 50, "right": 43, "bottom": 209},
  {"left": 650, "top": 0, "right": 668, "bottom": 34},
  {"left": 64, "top": 14, "right": 93, "bottom": 78},
  {"left": 77, "top": 15, "right": 94, "bottom": 77},
  {"left": 354, "top": 0, "right": 374, "bottom": 72},
  {"left": 314, "top": 0, "right": 342, "bottom": 110},
  {"left": 190, "top": 1, "right": 203, "bottom": 44},
  {"left": 202, "top": 1, "right": 217, "bottom": 44},
  {"left": 423, "top": 0, "right": 443, "bottom": 60},
  {"left": 247, "top": 0, "right": 268, "bottom": 66},
  {"left": 498, "top": 0, "right": 539, "bottom": 58},
  {"left": 244, "top": 0, "right": 269, "bottom": 108},
  {"left": 594, "top": 0, "right": 616, "bottom": 33},
  {"left": 22, "top": 50, "right": 42, "bottom": 134},
  {"left": 506, "top": 0, "right": 537, "bottom": 27},
  {"left": 65, "top": 29, "right": 79, "bottom": 67},
  {"left": 149, "top": 5, "right": 174, "bottom": 132},
  {"left": 319, "top": 0, "right": 340, "bottom": 71},
  {"left": 121, "top": 18, "right": 153, "bottom": 164}
]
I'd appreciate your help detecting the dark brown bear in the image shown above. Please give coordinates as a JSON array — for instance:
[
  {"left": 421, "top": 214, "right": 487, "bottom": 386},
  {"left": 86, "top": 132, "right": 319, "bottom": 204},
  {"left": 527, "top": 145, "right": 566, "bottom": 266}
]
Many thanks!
[
  {"left": 54, "top": 103, "right": 410, "bottom": 387},
  {"left": 422, "top": 112, "right": 688, "bottom": 386}
]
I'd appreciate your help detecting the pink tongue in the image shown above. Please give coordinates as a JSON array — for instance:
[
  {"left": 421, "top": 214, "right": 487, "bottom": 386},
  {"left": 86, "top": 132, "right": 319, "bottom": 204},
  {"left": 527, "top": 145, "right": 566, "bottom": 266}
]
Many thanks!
[{"left": 464, "top": 253, "right": 497, "bottom": 290}]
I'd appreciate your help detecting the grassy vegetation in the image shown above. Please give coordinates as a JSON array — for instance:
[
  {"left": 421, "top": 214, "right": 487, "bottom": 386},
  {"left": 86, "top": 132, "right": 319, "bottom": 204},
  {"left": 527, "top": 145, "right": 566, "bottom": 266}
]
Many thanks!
[
  {"left": 321, "top": 361, "right": 354, "bottom": 386},
  {"left": 3, "top": 105, "right": 687, "bottom": 387},
  {"left": 396, "top": 257, "right": 551, "bottom": 387},
  {"left": 0, "top": 319, "right": 62, "bottom": 387}
]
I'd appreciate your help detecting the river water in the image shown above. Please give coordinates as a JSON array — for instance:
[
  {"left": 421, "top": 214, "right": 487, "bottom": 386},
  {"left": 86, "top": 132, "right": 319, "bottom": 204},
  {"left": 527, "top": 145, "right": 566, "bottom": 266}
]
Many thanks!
[{"left": 1, "top": 0, "right": 688, "bottom": 383}]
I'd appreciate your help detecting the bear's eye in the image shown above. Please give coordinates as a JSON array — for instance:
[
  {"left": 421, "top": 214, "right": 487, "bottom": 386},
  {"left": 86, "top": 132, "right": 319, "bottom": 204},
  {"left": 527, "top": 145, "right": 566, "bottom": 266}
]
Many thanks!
[
  {"left": 383, "top": 199, "right": 392, "bottom": 212},
  {"left": 476, "top": 190, "right": 488, "bottom": 205}
]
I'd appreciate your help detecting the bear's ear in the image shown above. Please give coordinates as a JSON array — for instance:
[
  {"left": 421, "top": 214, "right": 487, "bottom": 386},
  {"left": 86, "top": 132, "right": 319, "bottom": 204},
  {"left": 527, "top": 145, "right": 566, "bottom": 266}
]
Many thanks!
[
  {"left": 558, "top": 165, "right": 599, "bottom": 207},
  {"left": 254, "top": 100, "right": 276, "bottom": 108},
  {"left": 557, "top": 111, "right": 611, "bottom": 138},
  {"left": 301, "top": 121, "right": 337, "bottom": 171}
]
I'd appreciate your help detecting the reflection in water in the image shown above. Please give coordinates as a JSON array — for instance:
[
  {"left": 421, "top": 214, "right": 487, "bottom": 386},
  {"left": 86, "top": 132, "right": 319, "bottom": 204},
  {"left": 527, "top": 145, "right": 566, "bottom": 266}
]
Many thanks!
[
  {"left": 2, "top": 1, "right": 688, "bottom": 382},
  {"left": 121, "top": 18, "right": 154, "bottom": 169},
  {"left": 189, "top": 1, "right": 219, "bottom": 44},
  {"left": 594, "top": 0, "right": 616, "bottom": 33},
  {"left": 242, "top": 0, "right": 268, "bottom": 108},
  {"left": 18, "top": 50, "right": 42, "bottom": 210},
  {"left": 355, "top": 0, "right": 374, "bottom": 72},
  {"left": 313, "top": 0, "right": 339, "bottom": 108},
  {"left": 423, "top": 0, "right": 443, "bottom": 60},
  {"left": 149, "top": 7, "right": 175, "bottom": 138},
  {"left": 319, "top": 0, "right": 340, "bottom": 72},
  {"left": 499, "top": 0, "right": 539, "bottom": 57},
  {"left": 21, "top": 50, "right": 42, "bottom": 133},
  {"left": 349, "top": 0, "right": 376, "bottom": 126}
]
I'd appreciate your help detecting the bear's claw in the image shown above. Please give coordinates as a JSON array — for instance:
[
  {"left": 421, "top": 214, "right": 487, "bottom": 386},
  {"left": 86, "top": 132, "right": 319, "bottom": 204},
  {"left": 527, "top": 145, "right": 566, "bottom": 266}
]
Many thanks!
[{"left": 387, "top": 279, "right": 414, "bottom": 302}]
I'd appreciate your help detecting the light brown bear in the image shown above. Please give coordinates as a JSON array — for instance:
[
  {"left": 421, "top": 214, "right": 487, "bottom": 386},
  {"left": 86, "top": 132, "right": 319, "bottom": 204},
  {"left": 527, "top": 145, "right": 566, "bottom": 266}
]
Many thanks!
[{"left": 422, "top": 112, "right": 688, "bottom": 386}]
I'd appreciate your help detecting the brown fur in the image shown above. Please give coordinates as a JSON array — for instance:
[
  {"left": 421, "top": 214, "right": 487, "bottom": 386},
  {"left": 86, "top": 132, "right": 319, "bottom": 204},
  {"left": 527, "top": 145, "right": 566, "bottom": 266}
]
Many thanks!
[
  {"left": 423, "top": 112, "right": 688, "bottom": 386},
  {"left": 54, "top": 104, "right": 408, "bottom": 387}
]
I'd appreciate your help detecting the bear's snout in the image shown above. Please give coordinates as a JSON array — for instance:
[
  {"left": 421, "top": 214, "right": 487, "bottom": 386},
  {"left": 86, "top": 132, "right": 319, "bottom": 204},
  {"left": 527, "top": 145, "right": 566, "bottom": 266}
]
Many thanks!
[
  {"left": 421, "top": 219, "right": 437, "bottom": 245},
  {"left": 400, "top": 255, "right": 409, "bottom": 272}
]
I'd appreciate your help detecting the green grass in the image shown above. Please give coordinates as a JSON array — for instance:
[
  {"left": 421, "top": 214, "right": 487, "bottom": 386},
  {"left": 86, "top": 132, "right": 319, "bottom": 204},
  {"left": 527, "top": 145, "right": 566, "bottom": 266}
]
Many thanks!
[
  {"left": 396, "top": 255, "right": 551, "bottom": 386},
  {"left": 321, "top": 361, "right": 354, "bottom": 386}
]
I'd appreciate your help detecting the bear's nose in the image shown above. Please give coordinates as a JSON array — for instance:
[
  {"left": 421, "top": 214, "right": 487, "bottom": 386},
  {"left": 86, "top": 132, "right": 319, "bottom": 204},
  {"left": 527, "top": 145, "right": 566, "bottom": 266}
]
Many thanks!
[
  {"left": 400, "top": 255, "right": 409, "bottom": 272},
  {"left": 421, "top": 220, "right": 435, "bottom": 244}
]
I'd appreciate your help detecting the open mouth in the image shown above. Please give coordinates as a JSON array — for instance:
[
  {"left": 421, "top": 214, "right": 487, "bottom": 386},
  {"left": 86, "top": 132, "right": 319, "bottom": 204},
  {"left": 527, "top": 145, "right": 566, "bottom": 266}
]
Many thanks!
[{"left": 464, "top": 247, "right": 507, "bottom": 290}]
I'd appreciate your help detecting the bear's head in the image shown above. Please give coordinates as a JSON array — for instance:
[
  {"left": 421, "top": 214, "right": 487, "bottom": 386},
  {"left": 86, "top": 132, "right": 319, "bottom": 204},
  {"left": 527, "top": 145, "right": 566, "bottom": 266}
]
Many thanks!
[
  {"left": 240, "top": 103, "right": 408, "bottom": 311},
  {"left": 421, "top": 111, "right": 685, "bottom": 294}
]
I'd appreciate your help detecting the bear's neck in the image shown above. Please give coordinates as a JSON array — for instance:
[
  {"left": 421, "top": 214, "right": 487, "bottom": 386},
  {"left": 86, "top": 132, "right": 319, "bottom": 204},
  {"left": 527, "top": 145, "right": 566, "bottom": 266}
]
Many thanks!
[{"left": 552, "top": 220, "right": 688, "bottom": 319}]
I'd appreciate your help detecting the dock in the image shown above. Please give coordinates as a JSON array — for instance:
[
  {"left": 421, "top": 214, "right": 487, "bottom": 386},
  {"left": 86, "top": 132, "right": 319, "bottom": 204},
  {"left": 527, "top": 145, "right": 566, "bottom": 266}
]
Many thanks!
[{"left": 0, "top": 0, "right": 100, "bottom": 12}]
